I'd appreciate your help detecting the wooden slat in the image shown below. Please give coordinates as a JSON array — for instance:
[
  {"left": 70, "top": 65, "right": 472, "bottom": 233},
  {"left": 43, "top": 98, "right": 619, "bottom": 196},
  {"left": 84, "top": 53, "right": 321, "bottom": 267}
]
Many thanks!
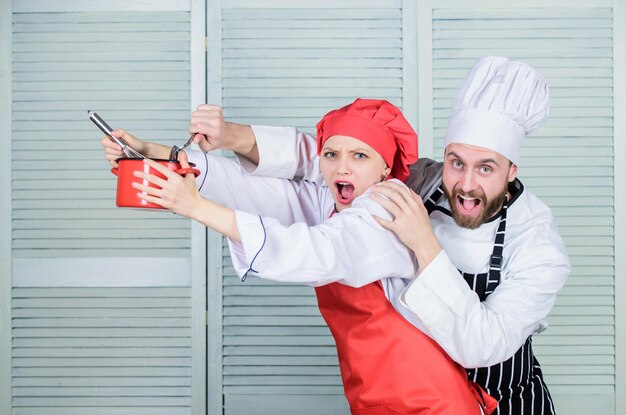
[
  {"left": 13, "top": 377, "right": 192, "bottom": 387},
  {"left": 223, "top": 0, "right": 401, "bottom": 9},
  {"left": 13, "top": 408, "right": 190, "bottom": 415},
  {"left": 224, "top": 395, "right": 348, "bottom": 415}
]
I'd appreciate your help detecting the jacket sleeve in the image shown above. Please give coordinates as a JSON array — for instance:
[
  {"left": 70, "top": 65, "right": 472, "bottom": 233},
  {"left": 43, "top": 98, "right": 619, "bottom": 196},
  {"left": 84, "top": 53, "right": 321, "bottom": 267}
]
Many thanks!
[
  {"left": 400, "top": 215, "right": 570, "bottom": 368},
  {"left": 235, "top": 125, "right": 324, "bottom": 184},
  {"left": 228, "top": 180, "right": 418, "bottom": 287},
  {"left": 186, "top": 150, "right": 329, "bottom": 225}
]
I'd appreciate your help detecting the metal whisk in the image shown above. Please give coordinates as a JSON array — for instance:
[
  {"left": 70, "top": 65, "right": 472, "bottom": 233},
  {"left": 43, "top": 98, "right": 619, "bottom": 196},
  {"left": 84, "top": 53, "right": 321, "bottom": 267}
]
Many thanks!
[{"left": 88, "top": 111, "right": 144, "bottom": 159}]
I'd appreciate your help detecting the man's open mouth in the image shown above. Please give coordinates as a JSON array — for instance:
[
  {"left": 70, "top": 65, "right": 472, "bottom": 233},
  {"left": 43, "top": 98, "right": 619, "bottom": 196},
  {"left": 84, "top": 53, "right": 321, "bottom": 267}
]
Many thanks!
[{"left": 456, "top": 194, "right": 482, "bottom": 215}]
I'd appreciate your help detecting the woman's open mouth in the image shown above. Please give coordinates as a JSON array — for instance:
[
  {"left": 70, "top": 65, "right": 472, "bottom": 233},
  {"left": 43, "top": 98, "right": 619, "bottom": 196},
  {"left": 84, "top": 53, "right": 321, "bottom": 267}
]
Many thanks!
[{"left": 335, "top": 181, "right": 356, "bottom": 205}]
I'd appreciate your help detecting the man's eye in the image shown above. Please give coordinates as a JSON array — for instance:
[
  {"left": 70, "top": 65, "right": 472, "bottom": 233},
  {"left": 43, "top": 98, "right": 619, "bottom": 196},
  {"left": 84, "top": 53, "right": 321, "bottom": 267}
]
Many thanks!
[
  {"left": 452, "top": 160, "right": 463, "bottom": 168},
  {"left": 324, "top": 151, "right": 336, "bottom": 158},
  {"left": 355, "top": 153, "right": 367, "bottom": 159},
  {"left": 480, "top": 166, "right": 492, "bottom": 174}
]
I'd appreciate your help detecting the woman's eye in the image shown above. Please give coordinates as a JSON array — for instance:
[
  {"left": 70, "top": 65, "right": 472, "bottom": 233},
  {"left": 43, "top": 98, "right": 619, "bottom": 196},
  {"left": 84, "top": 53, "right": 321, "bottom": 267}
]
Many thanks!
[
  {"left": 323, "top": 151, "right": 336, "bottom": 158},
  {"left": 355, "top": 152, "right": 367, "bottom": 159}
]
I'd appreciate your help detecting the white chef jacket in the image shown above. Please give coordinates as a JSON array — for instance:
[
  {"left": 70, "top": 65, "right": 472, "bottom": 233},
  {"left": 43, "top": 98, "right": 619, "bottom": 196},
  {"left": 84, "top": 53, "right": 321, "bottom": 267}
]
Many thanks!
[
  {"left": 186, "top": 148, "right": 418, "bottom": 294},
  {"left": 217, "top": 125, "right": 571, "bottom": 370}
]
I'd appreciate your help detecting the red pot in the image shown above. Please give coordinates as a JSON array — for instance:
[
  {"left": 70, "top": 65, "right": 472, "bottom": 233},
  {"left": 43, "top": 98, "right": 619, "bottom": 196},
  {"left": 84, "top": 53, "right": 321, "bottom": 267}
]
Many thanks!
[{"left": 111, "top": 158, "right": 201, "bottom": 209}]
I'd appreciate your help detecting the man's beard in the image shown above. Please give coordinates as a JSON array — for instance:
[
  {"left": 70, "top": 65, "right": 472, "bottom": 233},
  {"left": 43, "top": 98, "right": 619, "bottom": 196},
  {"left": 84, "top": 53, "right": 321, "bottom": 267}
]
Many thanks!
[{"left": 443, "top": 183, "right": 508, "bottom": 230}]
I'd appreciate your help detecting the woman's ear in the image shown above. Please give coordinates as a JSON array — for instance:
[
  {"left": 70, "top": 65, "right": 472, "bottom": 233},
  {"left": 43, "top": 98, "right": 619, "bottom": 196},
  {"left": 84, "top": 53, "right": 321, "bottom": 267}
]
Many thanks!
[{"left": 381, "top": 166, "right": 391, "bottom": 181}]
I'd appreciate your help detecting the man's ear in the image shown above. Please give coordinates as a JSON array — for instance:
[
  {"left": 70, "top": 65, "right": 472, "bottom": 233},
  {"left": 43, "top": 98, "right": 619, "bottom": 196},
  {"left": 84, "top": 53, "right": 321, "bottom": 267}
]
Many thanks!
[{"left": 508, "top": 163, "right": 518, "bottom": 182}]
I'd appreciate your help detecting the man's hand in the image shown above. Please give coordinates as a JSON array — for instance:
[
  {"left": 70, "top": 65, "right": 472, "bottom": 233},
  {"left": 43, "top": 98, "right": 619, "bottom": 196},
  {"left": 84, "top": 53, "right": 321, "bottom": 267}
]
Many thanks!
[
  {"left": 371, "top": 181, "right": 442, "bottom": 270},
  {"left": 189, "top": 104, "right": 258, "bottom": 162}
]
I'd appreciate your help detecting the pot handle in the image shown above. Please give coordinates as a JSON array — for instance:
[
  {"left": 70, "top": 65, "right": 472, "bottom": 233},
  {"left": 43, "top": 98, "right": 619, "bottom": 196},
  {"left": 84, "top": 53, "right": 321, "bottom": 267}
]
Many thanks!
[
  {"left": 176, "top": 167, "right": 201, "bottom": 177},
  {"left": 111, "top": 167, "right": 118, "bottom": 176}
]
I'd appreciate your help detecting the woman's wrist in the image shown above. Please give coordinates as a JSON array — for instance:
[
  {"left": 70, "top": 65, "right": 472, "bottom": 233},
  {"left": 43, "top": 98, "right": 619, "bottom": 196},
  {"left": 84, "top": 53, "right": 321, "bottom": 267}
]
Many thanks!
[
  {"left": 192, "top": 197, "right": 241, "bottom": 242},
  {"left": 143, "top": 142, "right": 171, "bottom": 159}
]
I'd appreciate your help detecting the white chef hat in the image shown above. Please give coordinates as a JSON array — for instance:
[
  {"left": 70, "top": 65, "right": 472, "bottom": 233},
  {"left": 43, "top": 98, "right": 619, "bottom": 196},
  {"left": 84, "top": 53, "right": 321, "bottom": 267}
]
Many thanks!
[{"left": 444, "top": 56, "right": 549, "bottom": 165}]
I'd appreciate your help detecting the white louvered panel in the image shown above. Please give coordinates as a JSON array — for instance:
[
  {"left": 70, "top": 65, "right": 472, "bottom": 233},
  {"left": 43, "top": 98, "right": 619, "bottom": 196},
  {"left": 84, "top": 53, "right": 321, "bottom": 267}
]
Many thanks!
[
  {"left": 219, "top": 1, "right": 404, "bottom": 412},
  {"left": 11, "top": 10, "right": 193, "bottom": 258},
  {"left": 431, "top": 3, "right": 615, "bottom": 409},
  {"left": 11, "top": 287, "right": 192, "bottom": 415},
  {"left": 221, "top": 0, "right": 403, "bottom": 132},
  {"left": 9, "top": 3, "right": 199, "bottom": 415}
]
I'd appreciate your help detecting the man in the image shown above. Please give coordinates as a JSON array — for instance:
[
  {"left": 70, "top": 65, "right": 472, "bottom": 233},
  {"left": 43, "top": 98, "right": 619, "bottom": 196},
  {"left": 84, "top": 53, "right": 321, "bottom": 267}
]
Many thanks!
[
  {"left": 185, "top": 56, "right": 569, "bottom": 413},
  {"left": 367, "top": 56, "right": 570, "bottom": 413}
]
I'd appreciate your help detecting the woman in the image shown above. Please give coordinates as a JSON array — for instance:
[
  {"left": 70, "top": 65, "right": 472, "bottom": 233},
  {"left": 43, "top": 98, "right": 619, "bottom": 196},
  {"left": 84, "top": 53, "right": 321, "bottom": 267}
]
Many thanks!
[{"left": 102, "top": 99, "right": 495, "bottom": 415}]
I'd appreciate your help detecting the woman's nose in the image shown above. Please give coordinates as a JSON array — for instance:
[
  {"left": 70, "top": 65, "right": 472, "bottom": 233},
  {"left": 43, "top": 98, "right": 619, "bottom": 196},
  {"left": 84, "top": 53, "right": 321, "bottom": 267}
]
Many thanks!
[{"left": 337, "top": 155, "right": 351, "bottom": 174}]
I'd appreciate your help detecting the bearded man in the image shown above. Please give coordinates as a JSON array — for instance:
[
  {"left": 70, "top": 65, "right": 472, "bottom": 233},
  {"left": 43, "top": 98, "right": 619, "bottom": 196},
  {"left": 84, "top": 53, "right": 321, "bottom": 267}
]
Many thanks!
[{"left": 370, "top": 56, "right": 570, "bottom": 414}]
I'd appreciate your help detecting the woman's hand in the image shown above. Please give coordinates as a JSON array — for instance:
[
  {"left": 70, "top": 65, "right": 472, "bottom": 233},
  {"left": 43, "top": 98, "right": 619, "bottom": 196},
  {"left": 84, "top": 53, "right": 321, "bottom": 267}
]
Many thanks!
[
  {"left": 101, "top": 129, "right": 170, "bottom": 167},
  {"left": 101, "top": 129, "right": 145, "bottom": 168},
  {"left": 130, "top": 153, "right": 241, "bottom": 241},
  {"left": 131, "top": 152, "right": 203, "bottom": 218},
  {"left": 370, "top": 181, "right": 442, "bottom": 270}
]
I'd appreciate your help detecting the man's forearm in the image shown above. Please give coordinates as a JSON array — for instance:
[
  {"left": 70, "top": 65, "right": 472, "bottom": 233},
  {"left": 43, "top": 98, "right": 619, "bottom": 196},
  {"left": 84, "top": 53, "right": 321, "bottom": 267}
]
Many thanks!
[{"left": 227, "top": 122, "right": 259, "bottom": 164}]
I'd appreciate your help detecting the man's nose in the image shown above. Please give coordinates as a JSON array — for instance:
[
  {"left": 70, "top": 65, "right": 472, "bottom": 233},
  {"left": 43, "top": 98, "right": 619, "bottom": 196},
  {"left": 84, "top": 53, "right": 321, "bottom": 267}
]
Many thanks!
[{"left": 460, "top": 171, "right": 476, "bottom": 192}]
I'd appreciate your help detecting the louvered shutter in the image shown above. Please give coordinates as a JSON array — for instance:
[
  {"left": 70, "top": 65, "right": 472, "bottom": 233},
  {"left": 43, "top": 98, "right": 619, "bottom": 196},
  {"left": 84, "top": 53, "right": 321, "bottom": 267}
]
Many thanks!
[
  {"left": 425, "top": 1, "right": 616, "bottom": 413},
  {"left": 9, "top": 1, "right": 204, "bottom": 414},
  {"left": 215, "top": 1, "right": 409, "bottom": 413}
]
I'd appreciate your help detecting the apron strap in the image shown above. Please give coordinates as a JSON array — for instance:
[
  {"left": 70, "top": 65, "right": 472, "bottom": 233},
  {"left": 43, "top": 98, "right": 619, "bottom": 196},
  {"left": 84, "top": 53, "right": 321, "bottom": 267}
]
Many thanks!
[
  {"left": 488, "top": 197, "right": 508, "bottom": 282},
  {"left": 423, "top": 186, "right": 444, "bottom": 214}
]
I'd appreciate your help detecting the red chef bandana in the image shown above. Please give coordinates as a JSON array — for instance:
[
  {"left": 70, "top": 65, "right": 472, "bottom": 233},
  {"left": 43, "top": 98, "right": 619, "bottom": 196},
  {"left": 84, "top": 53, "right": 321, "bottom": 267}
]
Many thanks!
[{"left": 316, "top": 98, "right": 418, "bottom": 181}]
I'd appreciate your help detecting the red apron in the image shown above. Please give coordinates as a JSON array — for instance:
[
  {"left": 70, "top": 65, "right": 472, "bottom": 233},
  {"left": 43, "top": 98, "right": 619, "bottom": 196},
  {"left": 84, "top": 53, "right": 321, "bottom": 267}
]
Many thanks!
[{"left": 315, "top": 281, "right": 497, "bottom": 415}]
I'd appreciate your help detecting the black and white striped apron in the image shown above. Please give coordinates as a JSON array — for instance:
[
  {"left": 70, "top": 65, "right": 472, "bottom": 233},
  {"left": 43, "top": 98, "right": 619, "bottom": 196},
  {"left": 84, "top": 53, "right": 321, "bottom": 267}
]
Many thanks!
[{"left": 424, "top": 186, "right": 556, "bottom": 415}]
